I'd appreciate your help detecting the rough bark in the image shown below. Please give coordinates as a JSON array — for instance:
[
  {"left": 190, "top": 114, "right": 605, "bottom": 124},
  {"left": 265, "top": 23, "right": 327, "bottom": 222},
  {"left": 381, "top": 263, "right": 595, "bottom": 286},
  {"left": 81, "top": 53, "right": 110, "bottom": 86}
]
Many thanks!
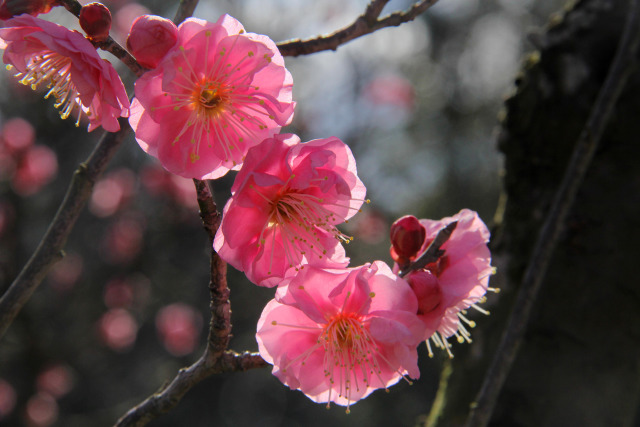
[{"left": 432, "top": 0, "right": 640, "bottom": 425}]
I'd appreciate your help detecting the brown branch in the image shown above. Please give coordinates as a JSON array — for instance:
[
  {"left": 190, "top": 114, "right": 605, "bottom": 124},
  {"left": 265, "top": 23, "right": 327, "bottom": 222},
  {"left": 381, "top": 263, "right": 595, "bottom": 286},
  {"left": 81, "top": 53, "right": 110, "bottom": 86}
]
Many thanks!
[
  {"left": 94, "top": 38, "right": 147, "bottom": 77},
  {"left": 465, "top": 0, "right": 640, "bottom": 425},
  {"left": 114, "top": 351, "right": 268, "bottom": 427},
  {"left": 58, "top": 0, "right": 146, "bottom": 77},
  {"left": 192, "top": 179, "right": 219, "bottom": 241},
  {"left": 115, "top": 180, "right": 268, "bottom": 427},
  {"left": 399, "top": 221, "right": 457, "bottom": 277},
  {"left": 277, "top": 0, "right": 438, "bottom": 57},
  {"left": 0, "top": 119, "right": 130, "bottom": 341},
  {"left": 173, "top": 0, "right": 200, "bottom": 26}
]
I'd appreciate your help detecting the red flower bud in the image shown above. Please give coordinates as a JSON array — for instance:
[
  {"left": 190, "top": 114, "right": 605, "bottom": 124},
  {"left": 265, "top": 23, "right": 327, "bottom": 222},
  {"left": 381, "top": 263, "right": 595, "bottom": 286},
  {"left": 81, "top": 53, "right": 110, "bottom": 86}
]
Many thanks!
[
  {"left": 0, "top": 0, "right": 58, "bottom": 20},
  {"left": 390, "top": 215, "right": 426, "bottom": 265},
  {"left": 126, "top": 15, "right": 178, "bottom": 69},
  {"left": 79, "top": 2, "right": 111, "bottom": 42}
]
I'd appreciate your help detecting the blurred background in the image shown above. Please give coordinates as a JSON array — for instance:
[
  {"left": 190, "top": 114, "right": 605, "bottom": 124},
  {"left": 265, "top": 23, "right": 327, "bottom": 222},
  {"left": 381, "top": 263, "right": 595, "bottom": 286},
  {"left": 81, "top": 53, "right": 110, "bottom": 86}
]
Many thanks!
[{"left": 0, "top": 0, "right": 565, "bottom": 425}]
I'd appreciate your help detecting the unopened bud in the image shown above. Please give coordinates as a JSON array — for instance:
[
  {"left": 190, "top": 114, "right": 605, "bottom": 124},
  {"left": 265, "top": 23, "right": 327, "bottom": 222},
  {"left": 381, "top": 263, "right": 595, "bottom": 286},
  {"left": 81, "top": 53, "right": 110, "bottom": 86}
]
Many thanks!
[
  {"left": 126, "top": 15, "right": 178, "bottom": 69},
  {"left": 390, "top": 215, "right": 426, "bottom": 265},
  {"left": 0, "top": 0, "right": 58, "bottom": 20},
  {"left": 79, "top": 2, "right": 112, "bottom": 42}
]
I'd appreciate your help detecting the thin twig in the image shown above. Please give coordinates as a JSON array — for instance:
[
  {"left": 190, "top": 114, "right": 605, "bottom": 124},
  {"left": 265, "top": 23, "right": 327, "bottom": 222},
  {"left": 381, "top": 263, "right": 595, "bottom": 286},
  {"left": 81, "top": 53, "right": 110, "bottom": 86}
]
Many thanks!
[
  {"left": 114, "top": 351, "right": 267, "bottom": 427},
  {"left": 465, "top": 1, "right": 640, "bottom": 425},
  {"left": 58, "top": 0, "right": 146, "bottom": 77},
  {"left": 114, "top": 180, "right": 268, "bottom": 427},
  {"left": 399, "top": 221, "right": 457, "bottom": 277},
  {"left": 173, "top": 0, "right": 200, "bottom": 25},
  {"left": 277, "top": 0, "right": 438, "bottom": 57},
  {"left": 0, "top": 119, "right": 130, "bottom": 341}
]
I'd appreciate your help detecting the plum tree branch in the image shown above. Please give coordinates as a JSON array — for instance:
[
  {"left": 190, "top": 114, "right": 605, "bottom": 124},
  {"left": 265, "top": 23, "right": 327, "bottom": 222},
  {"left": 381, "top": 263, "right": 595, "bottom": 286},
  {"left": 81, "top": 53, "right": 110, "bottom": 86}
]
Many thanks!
[
  {"left": 114, "top": 180, "right": 268, "bottom": 427},
  {"left": 58, "top": 0, "right": 147, "bottom": 77},
  {"left": 114, "top": 351, "right": 267, "bottom": 427},
  {"left": 0, "top": 0, "right": 202, "bottom": 342},
  {"left": 465, "top": 0, "right": 640, "bottom": 425},
  {"left": 277, "top": 0, "right": 439, "bottom": 57},
  {"left": 173, "top": 0, "right": 200, "bottom": 26},
  {"left": 0, "top": 119, "right": 130, "bottom": 341}
]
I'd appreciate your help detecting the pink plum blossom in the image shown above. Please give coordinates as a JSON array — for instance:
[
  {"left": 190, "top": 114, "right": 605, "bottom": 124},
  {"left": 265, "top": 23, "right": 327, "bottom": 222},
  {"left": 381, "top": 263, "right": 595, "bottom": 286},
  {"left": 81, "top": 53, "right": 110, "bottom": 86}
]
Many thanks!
[
  {"left": 402, "top": 209, "right": 495, "bottom": 357},
  {"left": 214, "top": 134, "right": 367, "bottom": 287},
  {"left": 256, "top": 261, "right": 424, "bottom": 411},
  {"left": 0, "top": 15, "right": 129, "bottom": 132},
  {"left": 129, "top": 14, "right": 295, "bottom": 179}
]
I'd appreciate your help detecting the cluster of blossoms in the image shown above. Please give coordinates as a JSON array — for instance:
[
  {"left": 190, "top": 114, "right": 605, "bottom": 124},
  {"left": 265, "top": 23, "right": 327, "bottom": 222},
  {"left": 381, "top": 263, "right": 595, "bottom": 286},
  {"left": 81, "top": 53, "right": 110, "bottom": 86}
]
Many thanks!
[
  {"left": 0, "top": 5, "right": 496, "bottom": 413},
  {"left": 0, "top": 11, "right": 129, "bottom": 131}
]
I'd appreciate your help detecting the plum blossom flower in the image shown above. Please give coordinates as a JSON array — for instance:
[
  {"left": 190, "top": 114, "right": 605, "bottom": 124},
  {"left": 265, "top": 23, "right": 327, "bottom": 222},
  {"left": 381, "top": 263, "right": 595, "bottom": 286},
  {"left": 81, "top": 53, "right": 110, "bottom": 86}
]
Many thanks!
[
  {"left": 0, "top": 15, "right": 129, "bottom": 132},
  {"left": 401, "top": 209, "right": 495, "bottom": 357},
  {"left": 214, "top": 134, "right": 367, "bottom": 287},
  {"left": 129, "top": 15, "right": 295, "bottom": 179},
  {"left": 256, "top": 261, "right": 424, "bottom": 411}
]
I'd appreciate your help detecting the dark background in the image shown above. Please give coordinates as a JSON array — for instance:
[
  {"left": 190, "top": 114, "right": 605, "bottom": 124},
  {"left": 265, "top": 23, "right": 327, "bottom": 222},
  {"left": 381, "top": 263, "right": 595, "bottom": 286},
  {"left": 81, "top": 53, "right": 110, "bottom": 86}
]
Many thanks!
[{"left": 5, "top": 0, "right": 622, "bottom": 426}]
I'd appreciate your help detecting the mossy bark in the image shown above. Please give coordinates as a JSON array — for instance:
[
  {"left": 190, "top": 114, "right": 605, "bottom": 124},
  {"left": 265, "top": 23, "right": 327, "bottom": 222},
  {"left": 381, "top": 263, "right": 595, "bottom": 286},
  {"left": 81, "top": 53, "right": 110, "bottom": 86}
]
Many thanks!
[{"left": 431, "top": 1, "right": 640, "bottom": 425}]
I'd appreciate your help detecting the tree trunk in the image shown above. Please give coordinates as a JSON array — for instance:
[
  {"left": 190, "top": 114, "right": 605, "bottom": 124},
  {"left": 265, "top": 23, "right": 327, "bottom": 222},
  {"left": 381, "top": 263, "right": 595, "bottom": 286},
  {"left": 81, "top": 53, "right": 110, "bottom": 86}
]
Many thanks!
[{"left": 432, "top": 0, "right": 640, "bottom": 425}]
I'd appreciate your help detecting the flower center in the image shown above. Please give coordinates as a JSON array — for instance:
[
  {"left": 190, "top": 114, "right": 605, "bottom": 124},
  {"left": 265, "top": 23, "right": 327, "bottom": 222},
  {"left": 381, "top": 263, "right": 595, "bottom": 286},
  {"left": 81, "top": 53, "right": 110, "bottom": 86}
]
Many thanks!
[
  {"left": 153, "top": 32, "right": 279, "bottom": 165},
  {"left": 321, "top": 313, "right": 381, "bottom": 410},
  {"left": 199, "top": 88, "right": 223, "bottom": 109},
  {"left": 194, "top": 82, "right": 228, "bottom": 114},
  {"left": 257, "top": 185, "right": 357, "bottom": 274}
]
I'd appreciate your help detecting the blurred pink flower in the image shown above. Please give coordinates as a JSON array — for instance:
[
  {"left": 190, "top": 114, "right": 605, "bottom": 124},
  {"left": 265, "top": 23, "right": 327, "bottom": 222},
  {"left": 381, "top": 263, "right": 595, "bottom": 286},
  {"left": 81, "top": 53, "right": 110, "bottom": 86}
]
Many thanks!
[
  {"left": 89, "top": 168, "right": 136, "bottom": 217},
  {"left": 129, "top": 14, "right": 295, "bottom": 179},
  {"left": 12, "top": 145, "right": 57, "bottom": 196},
  {"left": 403, "top": 209, "right": 494, "bottom": 357},
  {"left": 257, "top": 261, "right": 423, "bottom": 411},
  {"left": 36, "top": 364, "right": 74, "bottom": 399},
  {"left": 25, "top": 392, "right": 58, "bottom": 427},
  {"left": 47, "top": 252, "right": 83, "bottom": 292},
  {"left": 2, "top": 117, "right": 35, "bottom": 154},
  {"left": 140, "top": 163, "right": 198, "bottom": 209},
  {"left": 364, "top": 75, "right": 415, "bottom": 110},
  {"left": 0, "top": 15, "right": 129, "bottom": 132},
  {"left": 0, "top": 378, "right": 16, "bottom": 421},
  {"left": 101, "top": 216, "right": 144, "bottom": 264},
  {"left": 98, "top": 308, "right": 138, "bottom": 351},
  {"left": 155, "top": 303, "right": 202, "bottom": 356},
  {"left": 214, "top": 134, "right": 367, "bottom": 287},
  {"left": 103, "top": 278, "right": 134, "bottom": 308}
]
